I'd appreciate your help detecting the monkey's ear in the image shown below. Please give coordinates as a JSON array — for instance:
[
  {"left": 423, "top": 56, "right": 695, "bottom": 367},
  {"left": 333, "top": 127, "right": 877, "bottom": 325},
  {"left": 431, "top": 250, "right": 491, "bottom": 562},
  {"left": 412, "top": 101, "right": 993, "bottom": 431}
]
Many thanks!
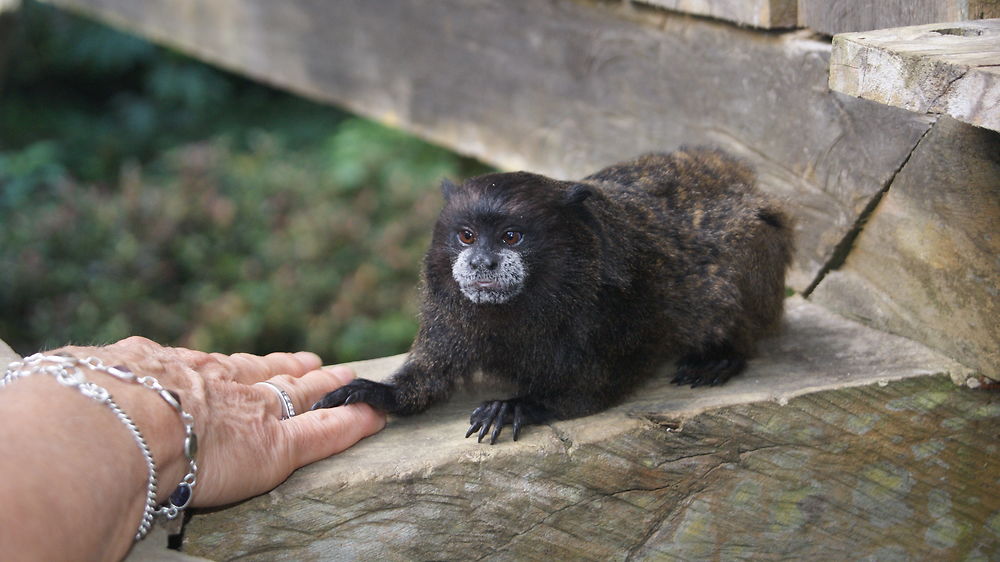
[
  {"left": 563, "top": 184, "right": 593, "bottom": 206},
  {"left": 441, "top": 179, "right": 459, "bottom": 201}
]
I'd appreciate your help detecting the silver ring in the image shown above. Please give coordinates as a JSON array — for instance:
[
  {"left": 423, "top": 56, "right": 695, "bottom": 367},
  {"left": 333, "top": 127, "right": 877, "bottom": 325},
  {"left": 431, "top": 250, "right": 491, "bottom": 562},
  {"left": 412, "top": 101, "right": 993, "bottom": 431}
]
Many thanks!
[{"left": 255, "top": 381, "right": 296, "bottom": 419}]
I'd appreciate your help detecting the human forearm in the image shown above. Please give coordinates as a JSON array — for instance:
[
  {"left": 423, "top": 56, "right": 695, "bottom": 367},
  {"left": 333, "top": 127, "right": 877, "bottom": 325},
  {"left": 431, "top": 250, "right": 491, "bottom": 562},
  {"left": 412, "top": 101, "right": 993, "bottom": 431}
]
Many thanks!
[
  {"left": 0, "top": 366, "right": 186, "bottom": 561},
  {"left": 0, "top": 338, "right": 386, "bottom": 561}
]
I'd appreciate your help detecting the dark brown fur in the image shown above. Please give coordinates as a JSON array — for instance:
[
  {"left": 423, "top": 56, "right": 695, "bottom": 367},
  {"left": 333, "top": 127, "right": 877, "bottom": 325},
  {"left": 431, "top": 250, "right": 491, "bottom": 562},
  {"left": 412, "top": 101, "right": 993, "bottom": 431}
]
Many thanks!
[{"left": 313, "top": 148, "right": 794, "bottom": 443}]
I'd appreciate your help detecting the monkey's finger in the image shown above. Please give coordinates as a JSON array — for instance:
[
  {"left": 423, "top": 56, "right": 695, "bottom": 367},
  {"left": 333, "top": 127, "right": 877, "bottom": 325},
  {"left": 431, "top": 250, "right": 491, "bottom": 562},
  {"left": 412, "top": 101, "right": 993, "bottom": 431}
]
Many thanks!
[
  {"left": 469, "top": 404, "right": 486, "bottom": 424},
  {"left": 512, "top": 403, "right": 523, "bottom": 442},
  {"left": 477, "top": 401, "right": 502, "bottom": 443},
  {"left": 671, "top": 366, "right": 693, "bottom": 386},
  {"left": 465, "top": 422, "right": 482, "bottom": 439},
  {"left": 489, "top": 402, "right": 510, "bottom": 445}
]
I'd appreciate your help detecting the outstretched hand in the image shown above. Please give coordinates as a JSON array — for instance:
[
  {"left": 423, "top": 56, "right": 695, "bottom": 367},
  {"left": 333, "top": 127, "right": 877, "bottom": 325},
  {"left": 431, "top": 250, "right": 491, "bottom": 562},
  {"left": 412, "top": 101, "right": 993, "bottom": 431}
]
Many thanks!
[{"left": 57, "top": 336, "right": 386, "bottom": 507}]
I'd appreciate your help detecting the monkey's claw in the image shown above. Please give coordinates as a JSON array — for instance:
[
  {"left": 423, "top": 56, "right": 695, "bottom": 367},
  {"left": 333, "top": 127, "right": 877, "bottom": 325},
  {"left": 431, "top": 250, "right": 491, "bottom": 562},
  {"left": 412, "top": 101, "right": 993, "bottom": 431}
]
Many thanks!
[
  {"left": 465, "top": 399, "right": 525, "bottom": 444},
  {"left": 310, "top": 378, "right": 396, "bottom": 412}
]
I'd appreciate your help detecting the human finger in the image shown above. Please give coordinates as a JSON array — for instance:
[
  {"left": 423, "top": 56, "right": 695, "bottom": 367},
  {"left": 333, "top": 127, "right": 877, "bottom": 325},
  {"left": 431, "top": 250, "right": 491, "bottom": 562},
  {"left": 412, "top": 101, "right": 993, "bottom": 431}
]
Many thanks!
[
  {"left": 257, "top": 366, "right": 356, "bottom": 419},
  {"left": 284, "top": 403, "right": 387, "bottom": 466},
  {"left": 212, "top": 351, "right": 322, "bottom": 385}
]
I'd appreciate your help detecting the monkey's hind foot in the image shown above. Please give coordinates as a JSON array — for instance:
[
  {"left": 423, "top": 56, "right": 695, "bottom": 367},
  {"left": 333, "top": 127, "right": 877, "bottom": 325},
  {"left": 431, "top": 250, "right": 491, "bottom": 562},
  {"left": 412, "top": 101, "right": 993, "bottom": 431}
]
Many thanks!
[
  {"left": 310, "top": 378, "right": 398, "bottom": 412},
  {"left": 465, "top": 398, "right": 550, "bottom": 445},
  {"left": 671, "top": 347, "right": 747, "bottom": 388}
]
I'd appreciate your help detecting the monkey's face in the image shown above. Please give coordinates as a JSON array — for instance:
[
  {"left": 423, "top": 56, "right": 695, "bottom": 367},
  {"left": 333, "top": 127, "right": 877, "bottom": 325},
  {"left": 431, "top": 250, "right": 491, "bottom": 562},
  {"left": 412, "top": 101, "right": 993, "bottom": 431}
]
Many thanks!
[
  {"left": 429, "top": 171, "right": 595, "bottom": 308},
  {"left": 450, "top": 226, "right": 527, "bottom": 304}
]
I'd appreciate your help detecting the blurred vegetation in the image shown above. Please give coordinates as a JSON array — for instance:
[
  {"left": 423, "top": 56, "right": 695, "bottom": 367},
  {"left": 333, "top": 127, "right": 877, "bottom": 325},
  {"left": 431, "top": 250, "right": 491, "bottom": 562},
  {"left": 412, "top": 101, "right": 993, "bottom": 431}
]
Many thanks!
[{"left": 0, "top": 1, "right": 492, "bottom": 360}]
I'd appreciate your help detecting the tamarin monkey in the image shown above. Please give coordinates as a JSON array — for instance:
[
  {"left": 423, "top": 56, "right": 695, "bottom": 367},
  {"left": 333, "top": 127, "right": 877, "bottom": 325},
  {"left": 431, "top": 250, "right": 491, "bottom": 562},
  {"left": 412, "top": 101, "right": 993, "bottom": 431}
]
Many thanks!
[{"left": 313, "top": 148, "right": 794, "bottom": 444}]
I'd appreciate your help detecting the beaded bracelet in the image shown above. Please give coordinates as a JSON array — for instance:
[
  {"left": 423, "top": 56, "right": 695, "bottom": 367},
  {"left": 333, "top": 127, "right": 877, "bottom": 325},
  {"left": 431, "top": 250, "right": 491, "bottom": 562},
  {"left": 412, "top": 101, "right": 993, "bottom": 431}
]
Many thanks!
[{"left": 1, "top": 353, "right": 199, "bottom": 541}]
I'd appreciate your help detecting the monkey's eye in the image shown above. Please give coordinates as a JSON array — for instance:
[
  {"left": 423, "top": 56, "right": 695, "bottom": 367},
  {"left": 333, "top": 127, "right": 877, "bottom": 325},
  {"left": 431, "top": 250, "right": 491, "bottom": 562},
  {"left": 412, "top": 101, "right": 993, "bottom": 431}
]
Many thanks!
[
  {"left": 501, "top": 231, "right": 523, "bottom": 246},
  {"left": 457, "top": 229, "right": 477, "bottom": 245}
]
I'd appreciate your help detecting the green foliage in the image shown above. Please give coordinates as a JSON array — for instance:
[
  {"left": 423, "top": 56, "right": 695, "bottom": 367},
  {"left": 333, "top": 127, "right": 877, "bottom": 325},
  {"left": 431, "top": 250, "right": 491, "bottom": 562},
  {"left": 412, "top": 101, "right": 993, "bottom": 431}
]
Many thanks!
[
  {"left": 0, "top": 2, "right": 491, "bottom": 360},
  {"left": 1, "top": 1, "right": 343, "bottom": 180}
]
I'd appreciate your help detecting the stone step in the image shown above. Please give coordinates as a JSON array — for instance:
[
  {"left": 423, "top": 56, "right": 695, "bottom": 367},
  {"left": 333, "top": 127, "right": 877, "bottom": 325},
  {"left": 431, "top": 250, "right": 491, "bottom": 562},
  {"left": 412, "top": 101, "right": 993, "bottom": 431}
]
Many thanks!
[
  {"left": 830, "top": 18, "right": 1000, "bottom": 133},
  {"left": 181, "top": 298, "right": 996, "bottom": 560}
]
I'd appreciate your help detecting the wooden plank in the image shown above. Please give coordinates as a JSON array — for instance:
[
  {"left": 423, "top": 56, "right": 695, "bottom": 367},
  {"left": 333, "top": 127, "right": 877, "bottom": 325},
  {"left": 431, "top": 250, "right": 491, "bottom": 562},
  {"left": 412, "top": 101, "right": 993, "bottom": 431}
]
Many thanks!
[
  {"left": 637, "top": 0, "right": 797, "bottom": 29},
  {"left": 181, "top": 300, "right": 989, "bottom": 560},
  {"left": 830, "top": 19, "right": 1000, "bottom": 133},
  {"left": 42, "top": 0, "right": 933, "bottom": 293},
  {"left": 799, "top": 0, "right": 1000, "bottom": 36},
  {"left": 812, "top": 116, "right": 1000, "bottom": 377}
]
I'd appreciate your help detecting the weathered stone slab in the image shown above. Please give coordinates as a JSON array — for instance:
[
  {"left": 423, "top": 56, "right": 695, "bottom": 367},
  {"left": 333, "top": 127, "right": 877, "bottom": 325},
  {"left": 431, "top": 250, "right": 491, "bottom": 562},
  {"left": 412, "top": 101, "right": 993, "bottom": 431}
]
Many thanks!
[
  {"left": 44, "top": 0, "right": 933, "bottom": 292},
  {"left": 830, "top": 19, "right": 1000, "bottom": 133},
  {"left": 800, "top": 0, "right": 1000, "bottom": 36},
  {"left": 637, "top": 0, "right": 797, "bottom": 29},
  {"left": 181, "top": 298, "right": 984, "bottom": 560},
  {"left": 811, "top": 116, "right": 1000, "bottom": 378}
]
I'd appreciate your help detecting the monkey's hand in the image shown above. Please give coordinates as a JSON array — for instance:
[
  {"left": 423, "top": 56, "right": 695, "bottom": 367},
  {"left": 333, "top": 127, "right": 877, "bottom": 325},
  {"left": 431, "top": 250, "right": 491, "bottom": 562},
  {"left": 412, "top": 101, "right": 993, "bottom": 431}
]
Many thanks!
[
  {"left": 310, "top": 378, "right": 399, "bottom": 412},
  {"left": 465, "top": 398, "right": 550, "bottom": 445}
]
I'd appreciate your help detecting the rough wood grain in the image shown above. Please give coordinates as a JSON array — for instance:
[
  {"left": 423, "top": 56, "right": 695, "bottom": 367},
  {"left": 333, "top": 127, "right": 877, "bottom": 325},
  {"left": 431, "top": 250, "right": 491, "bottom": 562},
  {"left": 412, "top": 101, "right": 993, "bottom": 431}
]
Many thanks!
[
  {"left": 800, "top": 0, "right": 1000, "bottom": 36},
  {"left": 830, "top": 19, "right": 1000, "bottom": 133},
  {"left": 43, "top": 0, "right": 933, "bottom": 292},
  {"left": 180, "top": 299, "right": 986, "bottom": 560},
  {"left": 637, "top": 0, "right": 797, "bottom": 29},
  {"left": 811, "top": 116, "right": 1000, "bottom": 377}
]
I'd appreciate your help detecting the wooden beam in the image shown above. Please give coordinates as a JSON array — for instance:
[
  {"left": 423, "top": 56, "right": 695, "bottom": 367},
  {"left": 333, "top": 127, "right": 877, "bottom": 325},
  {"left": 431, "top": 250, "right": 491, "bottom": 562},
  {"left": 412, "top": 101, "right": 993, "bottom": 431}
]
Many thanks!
[
  {"left": 42, "top": 0, "right": 933, "bottom": 293},
  {"left": 181, "top": 300, "right": 990, "bottom": 560},
  {"left": 830, "top": 19, "right": 1000, "bottom": 133},
  {"left": 799, "top": 0, "right": 1000, "bottom": 36},
  {"left": 638, "top": 0, "right": 797, "bottom": 29},
  {"left": 812, "top": 116, "right": 1000, "bottom": 376}
]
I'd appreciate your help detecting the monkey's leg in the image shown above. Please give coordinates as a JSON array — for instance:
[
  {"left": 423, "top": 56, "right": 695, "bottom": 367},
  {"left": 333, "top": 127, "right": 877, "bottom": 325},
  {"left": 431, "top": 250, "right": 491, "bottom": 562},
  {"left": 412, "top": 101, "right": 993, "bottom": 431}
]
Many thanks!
[
  {"left": 671, "top": 342, "right": 747, "bottom": 388},
  {"left": 465, "top": 398, "right": 552, "bottom": 445}
]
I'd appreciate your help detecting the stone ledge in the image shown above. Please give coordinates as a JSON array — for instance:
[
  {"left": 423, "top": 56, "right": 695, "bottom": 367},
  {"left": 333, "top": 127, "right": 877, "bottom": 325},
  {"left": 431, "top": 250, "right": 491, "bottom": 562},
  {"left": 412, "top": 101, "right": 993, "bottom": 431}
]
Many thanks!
[
  {"left": 182, "top": 298, "right": 988, "bottom": 559},
  {"left": 830, "top": 19, "right": 1000, "bottom": 132}
]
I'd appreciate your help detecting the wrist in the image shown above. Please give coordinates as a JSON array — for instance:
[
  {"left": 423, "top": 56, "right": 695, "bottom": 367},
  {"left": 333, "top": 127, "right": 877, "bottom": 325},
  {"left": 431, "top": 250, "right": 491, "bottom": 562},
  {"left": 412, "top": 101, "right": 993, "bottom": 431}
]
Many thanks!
[
  {"left": 69, "top": 356, "right": 198, "bottom": 515},
  {"left": 5, "top": 353, "right": 198, "bottom": 527},
  {"left": 74, "top": 360, "right": 191, "bottom": 506}
]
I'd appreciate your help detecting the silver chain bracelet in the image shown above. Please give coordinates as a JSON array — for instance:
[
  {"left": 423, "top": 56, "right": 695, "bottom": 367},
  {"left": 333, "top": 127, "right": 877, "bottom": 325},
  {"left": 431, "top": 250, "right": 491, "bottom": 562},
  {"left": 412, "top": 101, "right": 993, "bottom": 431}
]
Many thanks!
[{"left": 1, "top": 353, "right": 199, "bottom": 541}]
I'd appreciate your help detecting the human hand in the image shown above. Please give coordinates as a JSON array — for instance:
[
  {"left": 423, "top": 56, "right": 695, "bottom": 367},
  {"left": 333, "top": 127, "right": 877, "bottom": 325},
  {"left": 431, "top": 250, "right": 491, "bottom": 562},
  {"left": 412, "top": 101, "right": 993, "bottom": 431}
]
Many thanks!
[{"left": 56, "top": 336, "right": 386, "bottom": 507}]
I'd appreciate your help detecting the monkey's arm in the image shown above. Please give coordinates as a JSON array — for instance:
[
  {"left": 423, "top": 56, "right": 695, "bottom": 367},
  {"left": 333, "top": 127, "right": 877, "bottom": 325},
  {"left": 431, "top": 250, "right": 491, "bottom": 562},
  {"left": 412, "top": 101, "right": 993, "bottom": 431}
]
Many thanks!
[{"left": 311, "top": 347, "right": 466, "bottom": 415}]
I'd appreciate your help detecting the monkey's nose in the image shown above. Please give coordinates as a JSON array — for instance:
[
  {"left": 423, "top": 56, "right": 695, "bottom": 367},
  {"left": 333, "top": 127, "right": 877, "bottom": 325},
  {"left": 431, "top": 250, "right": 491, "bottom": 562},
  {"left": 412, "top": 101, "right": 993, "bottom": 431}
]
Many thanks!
[{"left": 470, "top": 254, "right": 498, "bottom": 271}]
